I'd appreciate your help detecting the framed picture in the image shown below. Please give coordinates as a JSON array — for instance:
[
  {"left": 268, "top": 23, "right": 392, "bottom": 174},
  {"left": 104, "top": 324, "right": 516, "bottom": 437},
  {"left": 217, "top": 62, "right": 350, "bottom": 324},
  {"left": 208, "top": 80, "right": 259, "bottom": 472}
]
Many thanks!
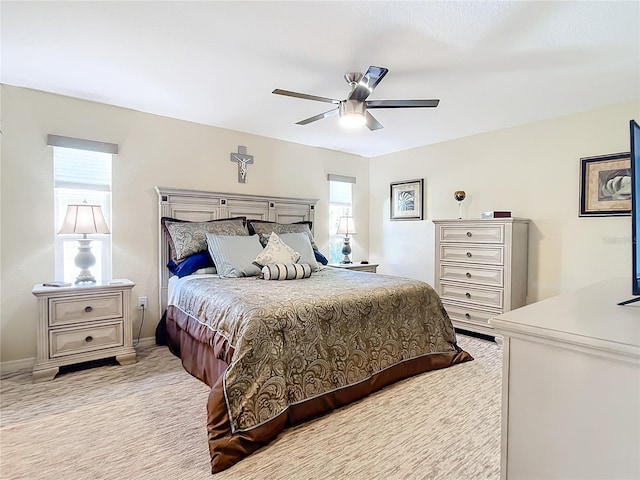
[
  {"left": 390, "top": 179, "right": 424, "bottom": 220},
  {"left": 579, "top": 153, "right": 631, "bottom": 217}
]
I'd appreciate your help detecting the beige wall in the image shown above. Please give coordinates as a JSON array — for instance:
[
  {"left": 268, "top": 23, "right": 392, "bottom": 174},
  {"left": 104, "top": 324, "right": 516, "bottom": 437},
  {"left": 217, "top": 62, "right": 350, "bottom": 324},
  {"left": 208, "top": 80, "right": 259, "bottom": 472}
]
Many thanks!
[
  {"left": 0, "top": 85, "right": 370, "bottom": 363},
  {"left": 2, "top": 84, "right": 638, "bottom": 365},
  {"left": 369, "top": 101, "right": 639, "bottom": 303}
]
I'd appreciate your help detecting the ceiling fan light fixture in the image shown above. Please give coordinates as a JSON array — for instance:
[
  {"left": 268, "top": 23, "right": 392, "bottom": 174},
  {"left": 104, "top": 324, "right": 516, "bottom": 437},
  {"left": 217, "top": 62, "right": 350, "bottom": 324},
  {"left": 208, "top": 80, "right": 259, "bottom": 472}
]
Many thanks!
[{"left": 339, "top": 100, "right": 366, "bottom": 128}]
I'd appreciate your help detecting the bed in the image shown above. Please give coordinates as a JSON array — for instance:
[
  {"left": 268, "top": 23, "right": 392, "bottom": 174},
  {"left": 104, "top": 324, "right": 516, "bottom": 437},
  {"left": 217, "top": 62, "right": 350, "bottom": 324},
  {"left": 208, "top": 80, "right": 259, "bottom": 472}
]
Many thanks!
[{"left": 156, "top": 187, "right": 473, "bottom": 473}]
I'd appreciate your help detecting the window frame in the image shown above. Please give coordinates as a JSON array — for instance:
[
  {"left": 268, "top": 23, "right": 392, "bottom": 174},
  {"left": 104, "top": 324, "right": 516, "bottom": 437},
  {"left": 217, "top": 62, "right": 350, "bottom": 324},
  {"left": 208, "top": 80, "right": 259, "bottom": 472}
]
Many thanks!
[{"left": 52, "top": 145, "right": 113, "bottom": 283}]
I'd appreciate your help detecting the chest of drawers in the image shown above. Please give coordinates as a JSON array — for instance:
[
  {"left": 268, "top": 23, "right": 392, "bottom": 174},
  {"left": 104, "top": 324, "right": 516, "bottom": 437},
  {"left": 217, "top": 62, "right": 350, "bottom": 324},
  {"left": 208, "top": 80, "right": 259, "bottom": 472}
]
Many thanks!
[
  {"left": 31, "top": 280, "right": 137, "bottom": 382},
  {"left": 433, "top": 218, "right": 529, "bottom": 336}
]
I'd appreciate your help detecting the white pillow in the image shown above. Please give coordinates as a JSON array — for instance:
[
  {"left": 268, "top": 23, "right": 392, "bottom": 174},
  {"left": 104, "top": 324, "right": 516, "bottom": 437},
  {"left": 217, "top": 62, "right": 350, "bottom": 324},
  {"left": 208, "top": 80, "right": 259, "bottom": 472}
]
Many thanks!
[
  {"left": 206, "top": 233, "right": 263, "bottom": 277},
  {"left": 279, "top": 232, "right": 320, "bottom": 271},
  {"left": 254, "top": 232, "right": 301, "bottom": 266}
]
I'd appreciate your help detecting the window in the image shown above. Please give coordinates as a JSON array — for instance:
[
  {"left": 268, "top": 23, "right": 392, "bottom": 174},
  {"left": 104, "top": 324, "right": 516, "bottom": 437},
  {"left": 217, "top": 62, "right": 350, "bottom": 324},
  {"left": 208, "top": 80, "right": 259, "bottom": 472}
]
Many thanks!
[
  {"left": 52, "top": 145, "right": 114, "bottom": 283},
  {"left": 328, "top": 175, "right": 355, "bottom": 263}
]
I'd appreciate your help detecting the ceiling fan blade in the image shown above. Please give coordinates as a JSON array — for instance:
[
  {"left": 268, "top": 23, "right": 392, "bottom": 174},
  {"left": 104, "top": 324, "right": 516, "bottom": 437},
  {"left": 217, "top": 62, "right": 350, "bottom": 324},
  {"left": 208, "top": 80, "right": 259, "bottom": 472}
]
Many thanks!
[
  {"left": 273, "top": 89, "right": 340, "bottom": 104},
  {"left": 348, "top": 66, "right": 389, "bottom": 102},
  {"left": 365, "top": 111, "right": 384, "bottom": 131},
  {"left": 366, "top": 99, "right": 440, "bottom": 109},
  {"left": 296, "top": 108, "right": 339, "bottom": 125}
]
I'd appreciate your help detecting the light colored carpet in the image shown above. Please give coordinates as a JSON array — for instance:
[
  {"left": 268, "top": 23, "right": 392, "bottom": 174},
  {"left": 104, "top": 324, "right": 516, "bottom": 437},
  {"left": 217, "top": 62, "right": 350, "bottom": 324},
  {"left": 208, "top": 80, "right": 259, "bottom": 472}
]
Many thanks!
[{"left": 0, "top": 334, "right": 501, "bottom": 480}]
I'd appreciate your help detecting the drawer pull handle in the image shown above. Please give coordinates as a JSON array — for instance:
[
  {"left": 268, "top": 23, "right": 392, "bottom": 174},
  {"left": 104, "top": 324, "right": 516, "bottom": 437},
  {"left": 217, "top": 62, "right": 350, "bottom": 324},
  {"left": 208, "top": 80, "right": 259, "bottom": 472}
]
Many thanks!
[
  {"left": 465, "top": 313, "right": 471, "bottom": 319},
  {"left": 84, "top": 306, "right": 93, "bottom": 313},
  {"left": 85, "top": 335, "right": 93, "bottom": 343},
  {"left": 466, "top": 232, "right": 472, "bottom": 237},
  {"left": 465, "top": 272, "right": 471, "bottom": 278},
  {"left": 466, "top": 252, "right": 472, "bottom": 257},
  {"left": 465, "top": 292, "right": 471, "bottom": 299}
]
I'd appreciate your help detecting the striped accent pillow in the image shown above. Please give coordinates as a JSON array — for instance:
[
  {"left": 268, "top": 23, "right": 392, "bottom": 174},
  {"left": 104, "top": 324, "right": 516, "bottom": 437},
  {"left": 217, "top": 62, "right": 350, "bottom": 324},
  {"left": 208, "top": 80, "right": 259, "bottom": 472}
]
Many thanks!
[{"left": 261, "top": 263, "right": 312, "bottom": 280}]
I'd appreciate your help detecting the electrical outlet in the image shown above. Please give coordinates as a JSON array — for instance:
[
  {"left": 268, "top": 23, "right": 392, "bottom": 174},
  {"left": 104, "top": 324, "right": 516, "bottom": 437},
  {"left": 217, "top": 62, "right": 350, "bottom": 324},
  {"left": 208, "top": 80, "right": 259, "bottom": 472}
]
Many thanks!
[{"left": 137, "top": 296, "right": 148, "bottom": 310}]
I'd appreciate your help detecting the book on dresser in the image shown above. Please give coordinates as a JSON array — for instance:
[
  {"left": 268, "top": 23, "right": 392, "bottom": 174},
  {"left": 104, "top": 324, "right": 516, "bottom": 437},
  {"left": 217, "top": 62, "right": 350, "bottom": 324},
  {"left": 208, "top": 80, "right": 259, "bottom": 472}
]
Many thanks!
[{"left": 433, "top": 218, "right": 530, "bottom": 337}]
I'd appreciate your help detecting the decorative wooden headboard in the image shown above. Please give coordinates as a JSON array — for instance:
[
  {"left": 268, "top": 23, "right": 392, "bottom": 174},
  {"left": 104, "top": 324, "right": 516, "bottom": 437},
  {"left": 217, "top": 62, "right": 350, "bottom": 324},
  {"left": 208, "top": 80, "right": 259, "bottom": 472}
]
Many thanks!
[{"left": 156, "top": 186, "right": 318, "bottom": 313}]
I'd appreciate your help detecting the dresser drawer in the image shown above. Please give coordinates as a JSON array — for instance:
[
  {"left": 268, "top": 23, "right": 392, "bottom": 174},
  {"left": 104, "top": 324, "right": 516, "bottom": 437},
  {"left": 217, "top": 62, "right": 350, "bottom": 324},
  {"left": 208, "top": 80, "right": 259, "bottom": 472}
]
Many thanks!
[
  {"left": 440, "top": 245, "right": 504, "bottom": 265},
  {"left": 439, "top": 264, "right": 504, "bottom": 287},
  {"left": 443, "top": 302, "right": 500, "bottom": 327},
  {"left": 439, "top": 282, "right": 504, "bottom": 309},
  {"left": 49, "top": 322, "right": 124, "bottom": 358},
  {"left": 439, "top": 224, "right": 504, "bottom": 244},
  {"left": 49, "top": 293, "right": 123, "bottom": 326}
]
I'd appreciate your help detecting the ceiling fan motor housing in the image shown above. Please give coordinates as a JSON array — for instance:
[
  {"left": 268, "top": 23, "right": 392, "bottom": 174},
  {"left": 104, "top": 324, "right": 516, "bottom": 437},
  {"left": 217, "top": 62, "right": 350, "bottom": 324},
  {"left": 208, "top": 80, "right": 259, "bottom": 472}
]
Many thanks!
[{"left": 344, "top": 72, "right": 363, "bottom": 87}]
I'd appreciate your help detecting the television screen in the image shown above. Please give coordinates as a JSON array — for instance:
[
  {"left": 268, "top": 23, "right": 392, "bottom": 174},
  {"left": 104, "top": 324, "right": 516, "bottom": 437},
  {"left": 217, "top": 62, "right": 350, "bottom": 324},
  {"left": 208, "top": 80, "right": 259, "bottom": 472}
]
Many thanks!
[{"left": 620, "top": 119, "right": 640, "bottom": 305}]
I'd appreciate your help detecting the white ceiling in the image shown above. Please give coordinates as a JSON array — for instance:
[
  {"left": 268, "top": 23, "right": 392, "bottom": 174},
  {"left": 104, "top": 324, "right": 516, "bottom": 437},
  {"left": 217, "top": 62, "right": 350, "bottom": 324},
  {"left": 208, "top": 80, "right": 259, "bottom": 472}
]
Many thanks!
[{"left": 2, "top": 1, "right": 639, "bottom": 158}]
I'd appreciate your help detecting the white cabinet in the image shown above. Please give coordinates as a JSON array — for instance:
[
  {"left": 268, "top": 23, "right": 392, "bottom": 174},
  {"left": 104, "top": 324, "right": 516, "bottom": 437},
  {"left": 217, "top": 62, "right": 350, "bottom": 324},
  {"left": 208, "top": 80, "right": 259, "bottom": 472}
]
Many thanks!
[
  {"left": 490, "top": 278, "right": 640, "bottom": 480},
  {"left": 433, "top": 218, "right": 529, "bottom": 336},
  {"left": 32, "top": 280, "right": 137, "bottom": 382}
]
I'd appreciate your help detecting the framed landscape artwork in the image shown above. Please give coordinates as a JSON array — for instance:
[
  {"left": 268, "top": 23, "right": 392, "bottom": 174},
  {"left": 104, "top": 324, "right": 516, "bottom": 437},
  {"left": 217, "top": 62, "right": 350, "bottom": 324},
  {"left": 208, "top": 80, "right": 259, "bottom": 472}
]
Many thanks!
[
  {"left": 390, "top": 179, "right": 424, "bottom": 220},
  {"left": 579, "top": 153, "right": 632, "bottom": 217}
]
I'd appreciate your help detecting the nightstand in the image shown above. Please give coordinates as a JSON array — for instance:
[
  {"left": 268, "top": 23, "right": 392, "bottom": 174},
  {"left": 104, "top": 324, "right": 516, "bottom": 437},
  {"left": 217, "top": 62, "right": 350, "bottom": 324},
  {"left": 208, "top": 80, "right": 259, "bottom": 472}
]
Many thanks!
[
  {"left": 328, "top": 263, "right": 378, "bottom": 273},
  {"left": 31, "top": 279, "right": 137, "bottom": 382}
]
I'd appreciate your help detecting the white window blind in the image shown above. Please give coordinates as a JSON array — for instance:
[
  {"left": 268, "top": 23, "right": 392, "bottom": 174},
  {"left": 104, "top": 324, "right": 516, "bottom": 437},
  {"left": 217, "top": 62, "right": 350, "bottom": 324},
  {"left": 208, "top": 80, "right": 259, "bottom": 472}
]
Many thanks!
[{"left": 54, "top": 148, "right": 112, "bottom": 191}]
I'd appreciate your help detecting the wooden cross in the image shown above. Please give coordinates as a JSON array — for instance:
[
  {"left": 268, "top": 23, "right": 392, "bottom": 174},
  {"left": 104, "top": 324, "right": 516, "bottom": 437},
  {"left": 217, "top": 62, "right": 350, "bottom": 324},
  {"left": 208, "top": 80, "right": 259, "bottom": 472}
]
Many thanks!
[{"left": 230, "top": 146, "right": 254, "bottom": 183}]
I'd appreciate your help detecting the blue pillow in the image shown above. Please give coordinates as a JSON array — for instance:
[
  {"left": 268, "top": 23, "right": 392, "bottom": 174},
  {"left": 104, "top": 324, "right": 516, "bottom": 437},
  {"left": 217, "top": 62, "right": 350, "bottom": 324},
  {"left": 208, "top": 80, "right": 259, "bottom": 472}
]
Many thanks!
[
  {"left": 167, "top": 251, "right": 215, "bottom": 278},
  {"left": 314, "top": 250, "right": 328, "bottom": 265}
]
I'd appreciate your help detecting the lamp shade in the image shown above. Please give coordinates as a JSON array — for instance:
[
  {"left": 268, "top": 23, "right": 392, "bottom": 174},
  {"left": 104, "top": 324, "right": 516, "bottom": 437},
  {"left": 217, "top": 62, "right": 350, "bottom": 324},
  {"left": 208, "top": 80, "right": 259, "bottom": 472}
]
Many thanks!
[
  {"left": 336, "top": 216, "right": 357, "bottom": 236},
  {"left": 58, "top": 204, "right": 110, "bottom": 235}
]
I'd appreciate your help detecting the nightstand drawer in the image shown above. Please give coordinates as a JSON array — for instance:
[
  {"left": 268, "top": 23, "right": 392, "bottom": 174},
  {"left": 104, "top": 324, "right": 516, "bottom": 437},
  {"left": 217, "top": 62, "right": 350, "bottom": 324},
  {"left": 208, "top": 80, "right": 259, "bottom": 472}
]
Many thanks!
[
  {"left": 439, "top": 283, "right": 504, "bottom": 309},
  {"left": 49, "top": 322, "right": 124, "bottom": 358},
  {"left": 439, "top": 224, "right": 504, "bottom": 244},
  {"left": 49, "top": 293, "right": 123, "bottom": 326},
  {"left": 440, "top": 245, "right": 504, "bottom": 265}
]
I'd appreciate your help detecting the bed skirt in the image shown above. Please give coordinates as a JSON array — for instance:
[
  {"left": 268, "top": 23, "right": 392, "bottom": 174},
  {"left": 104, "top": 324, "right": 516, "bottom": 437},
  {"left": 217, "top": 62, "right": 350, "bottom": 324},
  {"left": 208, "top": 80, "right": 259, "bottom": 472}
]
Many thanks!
[{"left": 165, "top": 306, "right": 473, "bottom": 473}]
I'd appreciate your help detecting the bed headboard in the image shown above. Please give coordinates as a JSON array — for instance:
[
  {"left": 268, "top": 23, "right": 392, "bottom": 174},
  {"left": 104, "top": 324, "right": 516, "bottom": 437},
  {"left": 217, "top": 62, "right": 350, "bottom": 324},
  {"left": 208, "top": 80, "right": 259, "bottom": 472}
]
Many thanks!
[{"left": 156, "top": 186, "right": 318, "bottom": 313}]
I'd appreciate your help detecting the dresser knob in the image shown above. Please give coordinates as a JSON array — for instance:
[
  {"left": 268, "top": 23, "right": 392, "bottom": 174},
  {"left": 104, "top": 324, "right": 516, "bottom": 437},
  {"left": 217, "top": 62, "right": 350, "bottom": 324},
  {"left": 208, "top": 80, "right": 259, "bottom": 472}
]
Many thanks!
[
  {"left": 85, "top": 335, "right": 93, "bottom": 342},
  {"left": 465, "top": 313, "right": 471, "bottom": 319},
  {"left": 465, "top": 292, "right": 471, "bottom": 299},
  {"left": 84, "top": 306, "right": 93, "bottom": 313},
  {"left": 466, "top": 272, "right": 471, "bottom": 278},
  {"left": 466, "top": 252, "right": 472, "bottom": 258},
  {"left": 466, "top": 232, "right": 472, "bottom": 237}
]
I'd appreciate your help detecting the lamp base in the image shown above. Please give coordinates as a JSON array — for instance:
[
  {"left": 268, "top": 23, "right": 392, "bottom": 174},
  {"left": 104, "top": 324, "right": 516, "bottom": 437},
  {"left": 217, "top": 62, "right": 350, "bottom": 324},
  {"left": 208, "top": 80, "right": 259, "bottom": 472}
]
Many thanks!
[
  {"left": 74, "top": 270, "right": 96, "bottom": 284},
  {"left": 74, "top": 238, "right": 97, "bottom": 284},
  {"left": 341, "top": 236, "right": 352, "bottom": 264}
]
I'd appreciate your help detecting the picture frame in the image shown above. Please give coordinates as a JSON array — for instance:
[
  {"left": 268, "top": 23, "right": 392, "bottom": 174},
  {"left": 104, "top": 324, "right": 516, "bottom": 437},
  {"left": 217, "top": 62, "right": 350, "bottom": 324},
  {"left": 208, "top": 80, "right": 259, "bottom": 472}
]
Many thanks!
[
  {"left": 579, "top": 153, "right": 632, "bottom": 217},
  {"left": 390, "top": 178, "right": 424, "bottom": 220}
]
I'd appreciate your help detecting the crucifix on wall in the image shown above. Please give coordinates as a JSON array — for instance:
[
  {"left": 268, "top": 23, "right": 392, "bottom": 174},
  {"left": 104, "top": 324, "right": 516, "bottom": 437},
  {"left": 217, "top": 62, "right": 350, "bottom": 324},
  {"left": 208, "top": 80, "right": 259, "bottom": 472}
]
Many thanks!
[{"left": 230, "top": 146, "right": 254, "bottom": 183}]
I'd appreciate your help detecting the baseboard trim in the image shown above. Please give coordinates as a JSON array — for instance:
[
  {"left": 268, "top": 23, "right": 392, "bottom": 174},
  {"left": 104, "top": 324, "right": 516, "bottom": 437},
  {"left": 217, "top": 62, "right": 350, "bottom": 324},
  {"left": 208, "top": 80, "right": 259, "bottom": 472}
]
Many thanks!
[{"left": 0, "top": 336, "right": 158, "bottom": 374}]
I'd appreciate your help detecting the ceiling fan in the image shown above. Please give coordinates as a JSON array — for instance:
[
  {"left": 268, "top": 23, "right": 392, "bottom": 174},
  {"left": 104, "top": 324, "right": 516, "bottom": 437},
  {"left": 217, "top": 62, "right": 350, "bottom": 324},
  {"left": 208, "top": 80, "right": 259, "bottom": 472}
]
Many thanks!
[{"left": 273, "top": 66, "right": 439, "bottom": 130}]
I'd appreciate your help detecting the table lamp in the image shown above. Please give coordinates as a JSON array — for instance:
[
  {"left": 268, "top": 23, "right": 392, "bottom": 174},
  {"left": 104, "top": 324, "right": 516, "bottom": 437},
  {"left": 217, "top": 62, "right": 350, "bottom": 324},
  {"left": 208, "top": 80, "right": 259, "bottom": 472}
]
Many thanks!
[
  {"left": 336, "top": 216, "right": 357, "bottom": 264},
  {"left": 58, "top": 203, "right": 110, "bottom": 284}
]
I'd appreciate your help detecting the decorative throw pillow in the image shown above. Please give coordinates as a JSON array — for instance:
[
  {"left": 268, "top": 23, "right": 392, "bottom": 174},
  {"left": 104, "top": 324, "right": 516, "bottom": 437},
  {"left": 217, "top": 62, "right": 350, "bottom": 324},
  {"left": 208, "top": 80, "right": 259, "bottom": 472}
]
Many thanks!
[
  {"left": 167, "top": 250, "right": 215, "bottom": 278},
  {"left": 261, "top": 263, "right": 312, "bottom": 280},
  {"left": 254, "top": 232, "right": 301, "bottom": 266},
  {"left": 247, "top": 220, "right": 318, "bottom": 250},
  {"left": 161, "top": 216, "right": 248, "bottom": 263},
  {"left": 206, "top": 233, "right": 263, "bottom": 277},
  {"left": 279, "top": 232, "right": 320, "bottom": 271},
  {"left": 314, "top": 250, "right": 329, "bottom": 265}
]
